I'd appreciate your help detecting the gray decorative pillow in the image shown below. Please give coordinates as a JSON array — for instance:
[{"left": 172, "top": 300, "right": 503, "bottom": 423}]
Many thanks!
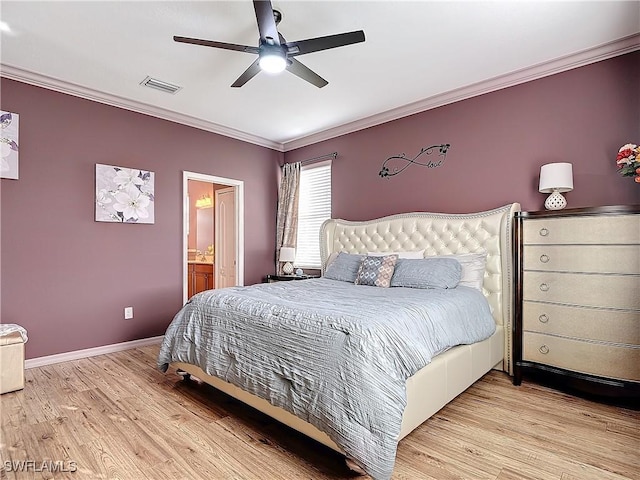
[
  {"left": 430, "top": 252, "right": 488, "bottom": 291},
  {"left": 354, "top": 255, "right": 398, "bottom": 288},
  {"left": 390, "top": 258, "right": 462, "bottom": 289},
  {"left": 323, "top": 253, "right": 364, "bottom": 283}
]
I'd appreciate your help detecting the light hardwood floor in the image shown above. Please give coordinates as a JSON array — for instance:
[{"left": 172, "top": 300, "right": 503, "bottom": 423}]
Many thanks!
[{"left": 1, "top": 345, "right": 638, "bottom": 479}]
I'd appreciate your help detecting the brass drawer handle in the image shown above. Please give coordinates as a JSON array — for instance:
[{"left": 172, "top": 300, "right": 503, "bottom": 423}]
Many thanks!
[
  {"left": 539, "top": 283, "right": 549, "bottom": 292},
  {"left": 539, "top": 228, "right": 549, "bottom": 237},
  {"left": 540, "top": 254, "right": 550, "bottom": 263},
  {"left": 539, "top": 345, "right": 550, "bottom": 355},
  {"left": 539, "top": 314, "right": 549, "bottom": 323}
]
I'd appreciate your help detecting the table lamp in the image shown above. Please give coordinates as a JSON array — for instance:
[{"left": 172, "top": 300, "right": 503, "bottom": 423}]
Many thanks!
[
  {"left": 539, "top": 162, "right": 573, "bottom": 210},
  {"left": 279, "top": 247, "right": 296, "bottom": 275}
]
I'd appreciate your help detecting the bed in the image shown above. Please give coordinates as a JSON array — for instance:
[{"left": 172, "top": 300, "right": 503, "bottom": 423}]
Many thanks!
[{"left": 158, "top": 203, "right": 520, "bottom": 479}]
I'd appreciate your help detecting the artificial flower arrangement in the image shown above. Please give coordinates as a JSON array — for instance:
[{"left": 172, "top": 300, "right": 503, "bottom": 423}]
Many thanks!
[{"left": 616, "top": 143, "right": 640, "bottom": 183}]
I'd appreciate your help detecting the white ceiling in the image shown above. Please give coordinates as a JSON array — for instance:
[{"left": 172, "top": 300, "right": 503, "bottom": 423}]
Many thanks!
[{"left": 1, "top": 1, "right": 638, "bottom": 151}]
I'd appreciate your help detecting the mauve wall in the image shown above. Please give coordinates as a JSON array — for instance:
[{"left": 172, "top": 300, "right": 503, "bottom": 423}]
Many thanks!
[
  {"left": 285, "top": 52, "right": 639, "bottom": 220},
  {"left": 0, "top": 79, "right": 281, "bottom": 359}
]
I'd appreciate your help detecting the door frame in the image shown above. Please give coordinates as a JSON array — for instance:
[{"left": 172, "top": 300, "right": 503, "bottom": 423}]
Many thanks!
[{"left": 182, "top": 171, "right": 244, "bottom": 304}]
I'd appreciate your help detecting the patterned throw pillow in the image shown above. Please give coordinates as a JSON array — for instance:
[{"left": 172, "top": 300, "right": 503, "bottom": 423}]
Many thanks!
[{"left": 354, "top": 255, "right": 398, "bottom": 288}]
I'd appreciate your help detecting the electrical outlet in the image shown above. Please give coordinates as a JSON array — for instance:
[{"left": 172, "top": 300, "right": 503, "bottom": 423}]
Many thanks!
[{"left": 124, "top": 307, "right": 134, "bottom": 320}]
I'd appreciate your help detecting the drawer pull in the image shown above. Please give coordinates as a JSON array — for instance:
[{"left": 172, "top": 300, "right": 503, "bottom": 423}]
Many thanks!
[
  {"left": 539, "top": 345, "right": 550, "bottom": 355},
  {"left": 539, "top": 283, "right": 549, "bottom": 292},
  {"left": 539, "top": 314, "right": 549, "bottom": 323},
  {"left": 539, "top": 228, "right": 549, "bottom": 237},
  {"left": 539, "top": 254, "right": 550, "bottom": 263}
]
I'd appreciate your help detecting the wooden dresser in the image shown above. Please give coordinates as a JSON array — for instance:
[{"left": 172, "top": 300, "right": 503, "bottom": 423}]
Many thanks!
[{"left": 513, "top": 205, "right": 640, "bottom": 402}]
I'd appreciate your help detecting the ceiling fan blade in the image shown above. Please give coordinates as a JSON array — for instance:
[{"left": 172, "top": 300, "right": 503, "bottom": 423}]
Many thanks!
[
  {"left": 231, "top": 59, "right": 262, "bottom": 87},
  {"left": 174, "top": 36, "right": 259, "bottom": 54},
  {"left": 286, "top": 58, "right": 328, "bottom": 88},
  {"left": 286, "top": 30, "right": 365, "bottom": 57},
  {"left": 253, "top": 0, "right": 280, "bottom": 45}
]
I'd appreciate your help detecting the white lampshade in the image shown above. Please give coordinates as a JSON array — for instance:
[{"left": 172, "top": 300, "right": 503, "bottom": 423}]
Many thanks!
[
  {"left": 539, "top": 163, "right": 574, "bottom": 193},
  {"left": 279, "top": 247, "right": 296, "bottom": 263}
]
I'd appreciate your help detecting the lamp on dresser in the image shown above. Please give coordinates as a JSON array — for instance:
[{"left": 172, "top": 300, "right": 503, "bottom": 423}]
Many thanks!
[
  {"left": 539, "top": 162, "right": 573, "bottom": 210},
  {"left": 279, "top": 247, "right": 296, "bottom": 275}
]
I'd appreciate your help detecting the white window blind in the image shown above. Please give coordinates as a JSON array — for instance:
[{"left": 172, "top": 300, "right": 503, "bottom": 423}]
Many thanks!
[{"left": 295, "top": 161, "right": 331, "bottom": 268}]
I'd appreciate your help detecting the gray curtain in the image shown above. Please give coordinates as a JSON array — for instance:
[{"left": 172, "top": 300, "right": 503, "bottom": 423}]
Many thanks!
[{"left": 275, "top": 162, "right": 301, "bottom": 274}]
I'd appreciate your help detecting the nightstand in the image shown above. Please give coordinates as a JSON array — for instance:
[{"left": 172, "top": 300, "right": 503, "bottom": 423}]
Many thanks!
[
  {"left": 513, "top": 205, "right": 640, "bottom": 403},
  {"left": 265, "top": 274, "right": 319, "bottom": 283}
]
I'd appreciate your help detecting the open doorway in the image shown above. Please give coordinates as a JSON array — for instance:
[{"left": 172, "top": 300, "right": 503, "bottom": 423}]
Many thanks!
[{"left": 182, "top": 171, "right": 244, "bottom": 304}]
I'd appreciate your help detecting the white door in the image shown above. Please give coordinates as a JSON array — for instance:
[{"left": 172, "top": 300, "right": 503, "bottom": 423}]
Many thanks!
[{"left": 215, "top": 187, "right": 237, "bottom": 288}]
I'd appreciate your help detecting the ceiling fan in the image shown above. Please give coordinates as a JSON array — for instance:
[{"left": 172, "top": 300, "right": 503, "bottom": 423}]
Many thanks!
[{"left": 174, "top": 0, "right": 365, "bottom": 88}]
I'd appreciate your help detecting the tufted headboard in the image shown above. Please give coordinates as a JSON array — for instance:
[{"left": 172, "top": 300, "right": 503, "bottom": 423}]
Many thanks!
[{"left": 320, "top": 203, "right": 521, "bottom": 373}]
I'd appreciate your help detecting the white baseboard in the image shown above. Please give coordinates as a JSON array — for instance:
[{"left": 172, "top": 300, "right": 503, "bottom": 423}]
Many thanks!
[{"left": 24, "top": 336, "right": 164, "bottom": 369}]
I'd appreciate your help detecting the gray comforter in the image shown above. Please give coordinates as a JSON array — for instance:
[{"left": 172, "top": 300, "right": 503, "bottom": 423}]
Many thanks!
[{"left": 158, "top": 278, "right": 496, "bottom": 479}]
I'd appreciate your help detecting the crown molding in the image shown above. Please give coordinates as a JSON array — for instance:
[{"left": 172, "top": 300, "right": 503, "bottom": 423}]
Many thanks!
[
  {"left": 0, "top": 65, "right": 284, "bottom": 152},
  {"left": 2, "top": 33, "right": 638, "bottom": 154},
  {"left": 282, "top": 33, "right": 640, "bottom": 152}
]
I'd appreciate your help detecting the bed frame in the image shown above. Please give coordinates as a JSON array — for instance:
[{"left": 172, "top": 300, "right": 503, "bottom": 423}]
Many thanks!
[{"left": 173, "top": 203, "right": 520, "bottom": 455}]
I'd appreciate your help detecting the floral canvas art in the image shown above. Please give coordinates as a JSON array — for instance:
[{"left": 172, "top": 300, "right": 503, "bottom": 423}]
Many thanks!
[
  {"left": 616, "top": 143, "right": 640, "bottom": 184},
  {"left": 95, "top": 164, "right": 155, "bottom": 223},
  {"left": 1, "top": 111, "right": 19, "bottom": 180}
]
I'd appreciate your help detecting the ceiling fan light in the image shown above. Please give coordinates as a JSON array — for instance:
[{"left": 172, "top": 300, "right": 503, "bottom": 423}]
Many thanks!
[{"left": 259, "top": 53, "right": 286, "bottom": 74}]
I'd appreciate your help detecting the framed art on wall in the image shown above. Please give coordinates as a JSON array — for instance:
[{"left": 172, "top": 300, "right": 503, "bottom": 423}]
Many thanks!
[
  {"left": 95, "top": 164, "right": 155, "bottom": 224},
  {"left": 1, "top": 111, "right": 19, "bottom": 180}
]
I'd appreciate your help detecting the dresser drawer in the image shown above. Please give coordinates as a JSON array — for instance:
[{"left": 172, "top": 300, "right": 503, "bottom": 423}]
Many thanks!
[
  {"left": 523, "top": 271, "right": 640, "bottom": 310},
  {"left": 522, "top": 215, "right": 640, "bottom": 245},
  {"left": 523, "top": 332, "right": 640, "bottom": 382},
  {"left": 522, "top": 245, "right": 640, "bottom": 274},
  {"left": 523, "top": 301, "right": 640, "bottom": 345}
]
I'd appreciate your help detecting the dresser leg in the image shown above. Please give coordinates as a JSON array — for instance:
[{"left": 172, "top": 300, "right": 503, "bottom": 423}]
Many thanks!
[{"left": 513, "top": 368, "right": 522, "bottom": 386}]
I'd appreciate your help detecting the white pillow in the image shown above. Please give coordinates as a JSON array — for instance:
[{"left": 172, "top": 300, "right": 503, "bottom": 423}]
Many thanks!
[
  {"left": 428, "top": 252, "right": 488, "bottom": 291},
  {"left": 367, "top": 249, "right": 425, "bottom": 259}
]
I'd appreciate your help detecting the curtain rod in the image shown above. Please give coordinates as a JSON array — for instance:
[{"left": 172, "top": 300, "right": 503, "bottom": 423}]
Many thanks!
[{"left": 300, "top": 152, "right": 337, "bottom": 166}]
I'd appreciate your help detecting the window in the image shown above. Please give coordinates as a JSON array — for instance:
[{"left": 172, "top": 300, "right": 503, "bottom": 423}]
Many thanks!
[{"left": 295, "top": 161, "right": 331, "bottom": 268}]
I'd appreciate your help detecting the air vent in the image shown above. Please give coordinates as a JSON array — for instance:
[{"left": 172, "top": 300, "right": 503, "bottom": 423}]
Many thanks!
[{"left": 139, "top": 76, "right": 182, "bottom": 94}]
